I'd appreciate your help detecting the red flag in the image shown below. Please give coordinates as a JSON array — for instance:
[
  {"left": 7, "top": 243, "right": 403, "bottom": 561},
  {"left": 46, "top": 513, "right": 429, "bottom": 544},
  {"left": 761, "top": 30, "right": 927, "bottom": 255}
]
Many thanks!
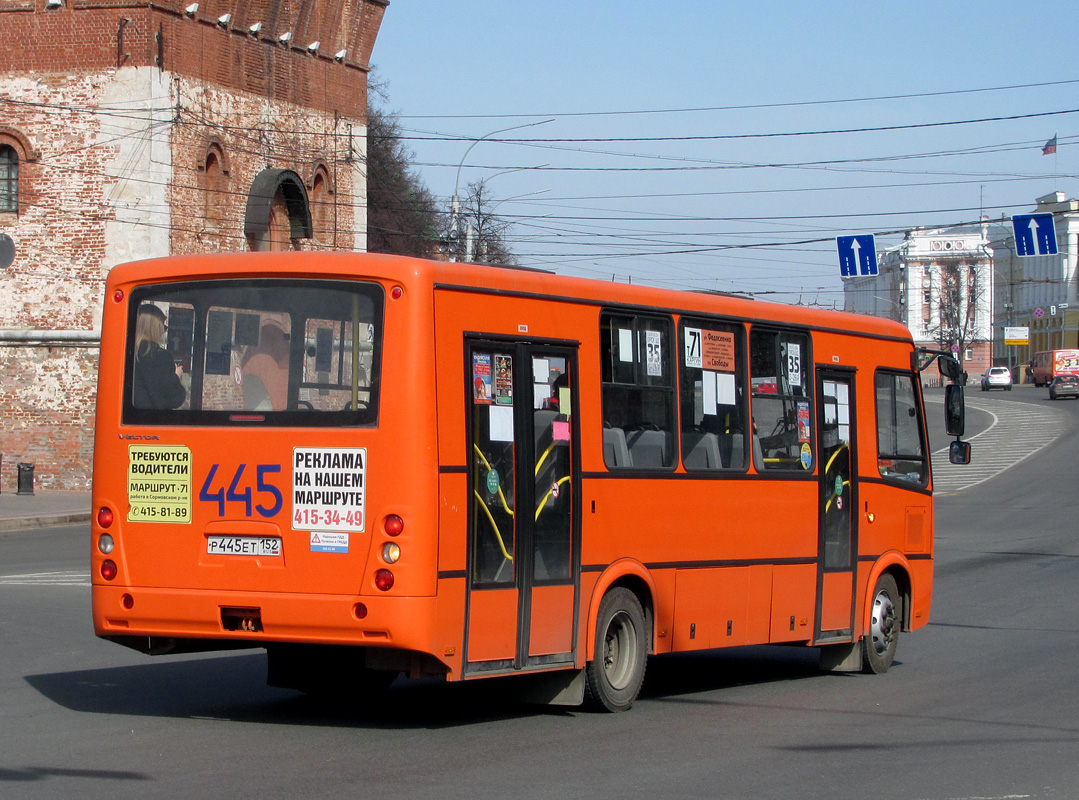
[{"left": 1042, "top": 135, "right": 1058, "bottom": 155}]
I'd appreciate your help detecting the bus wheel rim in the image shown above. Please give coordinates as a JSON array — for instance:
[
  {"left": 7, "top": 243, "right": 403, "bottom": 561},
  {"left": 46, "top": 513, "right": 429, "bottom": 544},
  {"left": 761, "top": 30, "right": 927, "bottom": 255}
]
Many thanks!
[
  {"left": 603, "top": 610, "right": 638, "bottom": 690},
  {"left": 870, "top": 589, "right": 896, "bottom": 656}
]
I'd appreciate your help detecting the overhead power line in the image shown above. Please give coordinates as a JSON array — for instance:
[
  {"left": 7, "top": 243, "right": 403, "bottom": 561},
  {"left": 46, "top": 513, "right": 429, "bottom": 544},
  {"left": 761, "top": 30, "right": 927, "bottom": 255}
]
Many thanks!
[
  {"left": 397, "top": 107, "right": 1079, "bottom": 144},
  {"left": 389, "top": 78, "right": 1079, "bottom": 119}
]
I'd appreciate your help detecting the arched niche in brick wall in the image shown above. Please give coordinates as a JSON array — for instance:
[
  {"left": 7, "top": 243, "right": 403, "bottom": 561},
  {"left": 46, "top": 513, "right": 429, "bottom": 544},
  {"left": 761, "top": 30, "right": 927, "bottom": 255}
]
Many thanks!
[
  {"left": 200, "top": 142, "right": 231, "bottom": 237},
  {"left": 244, "top": 168, "right": 313, "bottom": 251},
  {"left": 308, "top": 161, "right": 333, "bottom": 244}
]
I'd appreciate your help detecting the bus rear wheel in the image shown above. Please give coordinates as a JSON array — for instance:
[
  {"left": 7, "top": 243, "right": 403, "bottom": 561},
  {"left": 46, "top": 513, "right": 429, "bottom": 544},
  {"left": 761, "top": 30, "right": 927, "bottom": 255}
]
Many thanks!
[
  {"left": 862, "top": 574, "right": 900, "bottom": 674},
  {"left": 584, "top": 588, "right": 648, "bottom": 712}
]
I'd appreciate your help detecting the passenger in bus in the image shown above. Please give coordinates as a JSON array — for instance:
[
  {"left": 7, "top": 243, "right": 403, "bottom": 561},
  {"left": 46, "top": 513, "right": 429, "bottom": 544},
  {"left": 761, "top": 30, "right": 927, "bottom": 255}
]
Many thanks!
[
  {"left": 132, "top": 304, "right": 186, "bottom": 410},
  {"left": 241, "top": 322, "right": 290, "bottom": 410}
]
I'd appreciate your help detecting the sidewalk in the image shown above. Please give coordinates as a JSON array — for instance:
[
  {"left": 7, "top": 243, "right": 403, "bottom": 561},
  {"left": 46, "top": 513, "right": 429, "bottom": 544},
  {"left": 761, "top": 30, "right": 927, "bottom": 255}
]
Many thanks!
[{"left": 0, "top": 489, "right": 92, "bottom": 533}]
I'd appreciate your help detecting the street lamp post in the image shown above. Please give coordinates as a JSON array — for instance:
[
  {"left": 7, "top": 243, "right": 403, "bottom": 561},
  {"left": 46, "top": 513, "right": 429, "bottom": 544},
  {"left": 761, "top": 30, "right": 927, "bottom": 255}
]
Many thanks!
[{"left": 448, "top": 119, "right": 553, "bottom": 262}]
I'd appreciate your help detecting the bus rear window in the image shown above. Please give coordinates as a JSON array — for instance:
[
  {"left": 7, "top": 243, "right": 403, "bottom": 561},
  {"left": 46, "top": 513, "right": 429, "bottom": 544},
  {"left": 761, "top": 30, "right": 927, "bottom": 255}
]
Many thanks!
[{"left": 123, "top": 279, "right": 383, "bottom": 427}]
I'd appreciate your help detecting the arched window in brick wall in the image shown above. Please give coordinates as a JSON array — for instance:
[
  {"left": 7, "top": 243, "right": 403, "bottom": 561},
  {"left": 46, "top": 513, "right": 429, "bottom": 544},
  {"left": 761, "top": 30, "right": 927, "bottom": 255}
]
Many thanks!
[
  {"left": 244, "top": 169, "right": 312, "bottom": 252},
  {"left": 0, "top": 145, "right": 17, "bottom": 213},
  {"left": 0, "top": 128, "right": 38, "bottom": 216},
  {"left": 309, "top": 163, "right": 333, "bottom": 245}
]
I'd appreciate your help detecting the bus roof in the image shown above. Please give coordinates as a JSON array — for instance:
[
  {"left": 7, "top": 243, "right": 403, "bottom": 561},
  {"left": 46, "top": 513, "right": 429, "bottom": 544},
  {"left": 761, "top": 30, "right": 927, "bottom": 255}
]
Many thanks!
[{"left": 107, "top": 252, "right": 912, "bottom": 344}]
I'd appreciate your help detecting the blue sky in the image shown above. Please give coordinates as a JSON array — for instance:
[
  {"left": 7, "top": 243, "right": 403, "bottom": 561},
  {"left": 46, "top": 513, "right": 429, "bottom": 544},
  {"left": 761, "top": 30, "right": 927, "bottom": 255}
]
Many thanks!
[{"left": 370, "top": 2, "right": 1078, "bottom": 305}]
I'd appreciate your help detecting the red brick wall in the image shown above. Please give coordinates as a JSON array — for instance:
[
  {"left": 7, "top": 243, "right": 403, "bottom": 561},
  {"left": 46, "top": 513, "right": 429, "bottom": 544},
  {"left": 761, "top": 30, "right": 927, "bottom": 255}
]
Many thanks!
[
  {"left": 0, "top": 1, "right": 383, "bottom": 489},
  {"left": 0, "top": 1, "right": 385, "bottom": 117},
  {"left": 0, "top": 345, "right": 99, "bottom": 491}
]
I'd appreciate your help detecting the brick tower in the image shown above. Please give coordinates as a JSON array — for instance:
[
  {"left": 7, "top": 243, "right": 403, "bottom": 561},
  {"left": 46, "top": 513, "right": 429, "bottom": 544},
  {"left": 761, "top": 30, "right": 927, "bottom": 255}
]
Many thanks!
[{"left": 0, "top": 0, "right": 386, "bottom": 488}]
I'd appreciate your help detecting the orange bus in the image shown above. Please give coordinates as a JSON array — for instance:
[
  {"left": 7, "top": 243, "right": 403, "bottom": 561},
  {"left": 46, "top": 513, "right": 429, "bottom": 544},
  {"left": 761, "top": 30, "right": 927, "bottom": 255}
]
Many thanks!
[
  {"left": 91, "top": 252, "right": 963, "bottom": 711},
  {"left": 1030, "top": 349, "right": 1079, "bottom": 386}
]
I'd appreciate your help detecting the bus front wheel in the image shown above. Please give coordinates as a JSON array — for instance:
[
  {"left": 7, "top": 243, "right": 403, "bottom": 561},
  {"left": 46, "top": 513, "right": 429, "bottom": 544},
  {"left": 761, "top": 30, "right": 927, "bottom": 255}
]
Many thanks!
[
  {"left": 584, "top": 587, "right": 648, "bottom": 712},
  {"left": 862, "top": 574, "right": 900, "bottom": 674}
]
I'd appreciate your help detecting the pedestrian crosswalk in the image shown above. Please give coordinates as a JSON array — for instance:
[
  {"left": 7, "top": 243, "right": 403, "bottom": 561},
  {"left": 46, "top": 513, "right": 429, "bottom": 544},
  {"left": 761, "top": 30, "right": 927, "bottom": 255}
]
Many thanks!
[
  {"left": 929, "top": 396, "right": 1067, "bottom": 493},
  {"left": 0, "top": 569, "right": 89, "bottom": 587}
]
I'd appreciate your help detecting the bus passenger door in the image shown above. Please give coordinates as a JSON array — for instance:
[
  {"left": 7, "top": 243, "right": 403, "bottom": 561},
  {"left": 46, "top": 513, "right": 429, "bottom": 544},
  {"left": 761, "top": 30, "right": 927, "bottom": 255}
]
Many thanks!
[
  {"left": 815, "top": 369, "right": 857, "bottom": 641},
  {"left": 465, "top": 341, "right": 580, "bottom": 674}
]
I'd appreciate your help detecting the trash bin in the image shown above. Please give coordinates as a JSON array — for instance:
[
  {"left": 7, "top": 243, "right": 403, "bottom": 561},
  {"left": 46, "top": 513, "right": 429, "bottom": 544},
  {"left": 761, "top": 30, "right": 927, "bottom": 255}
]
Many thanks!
[{"left": 16, "top": 462, "right": 34, "bottom": 496}]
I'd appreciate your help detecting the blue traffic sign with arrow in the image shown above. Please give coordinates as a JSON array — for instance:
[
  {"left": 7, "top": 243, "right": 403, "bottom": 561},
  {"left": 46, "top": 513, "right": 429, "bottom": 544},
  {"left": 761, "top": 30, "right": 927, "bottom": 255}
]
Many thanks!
[
  {"left": 837, "top": 234, "right": 877, "bottom": 277},
  {"left": 1012, "top": 213, "right": 1057, "bottom": 257}
]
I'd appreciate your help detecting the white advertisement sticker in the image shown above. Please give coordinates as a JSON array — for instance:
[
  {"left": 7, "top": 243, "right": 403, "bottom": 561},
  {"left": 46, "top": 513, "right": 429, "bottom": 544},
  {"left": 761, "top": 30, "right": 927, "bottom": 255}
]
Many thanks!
[
  {"left": 787, "top": 343, "right": 802, "bottom": 388},
  {"left": 292, "top": 447, "right": 366, "bottom": 532},
  {"left": 646, "top": 330, "right": 663, "bottom": 377},
  {"left": 310, "top": 531, "right": 349, "bottom": 554},
  {"left": 684, "top": 327, "right": 703, "bottom": 369}
]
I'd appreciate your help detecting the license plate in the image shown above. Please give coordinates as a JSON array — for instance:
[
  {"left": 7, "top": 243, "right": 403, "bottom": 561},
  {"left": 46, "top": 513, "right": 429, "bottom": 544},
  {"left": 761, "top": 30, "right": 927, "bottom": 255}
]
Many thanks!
[{"left": 206, "top": 536, "right": 282, "bottom": 556}]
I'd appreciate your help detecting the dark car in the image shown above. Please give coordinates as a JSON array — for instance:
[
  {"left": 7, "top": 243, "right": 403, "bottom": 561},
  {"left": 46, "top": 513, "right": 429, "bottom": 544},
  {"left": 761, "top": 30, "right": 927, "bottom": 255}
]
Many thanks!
[{"left": 1048, "top": 374, "right": 1079, "bottom": 400}]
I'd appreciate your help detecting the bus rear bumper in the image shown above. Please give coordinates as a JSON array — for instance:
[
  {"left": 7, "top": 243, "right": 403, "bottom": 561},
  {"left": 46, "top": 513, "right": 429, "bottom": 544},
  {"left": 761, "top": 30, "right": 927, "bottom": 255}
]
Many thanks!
[{"left": 92, "top": 584, "right": 456, "bottom": 676}]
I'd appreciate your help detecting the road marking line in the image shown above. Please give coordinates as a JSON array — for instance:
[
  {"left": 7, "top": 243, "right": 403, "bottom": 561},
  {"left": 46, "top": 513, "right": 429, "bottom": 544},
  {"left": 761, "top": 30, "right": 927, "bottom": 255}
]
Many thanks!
[
  {"left": 0, "top": 569, "right": 90, "bottom": 587},
  {"left": 927, "top": 396, "right": 1068, "bottom": 492}
]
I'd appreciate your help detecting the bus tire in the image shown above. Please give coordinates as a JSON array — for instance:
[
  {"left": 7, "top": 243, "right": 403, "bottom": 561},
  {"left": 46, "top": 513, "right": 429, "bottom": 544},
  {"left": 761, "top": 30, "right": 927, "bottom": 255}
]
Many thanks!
[
  {"left": 584, "top": 587, "right": 648, "bottom": 712},
  {"left": 862, "top": 574, "right": 900, "bottom": 674}
]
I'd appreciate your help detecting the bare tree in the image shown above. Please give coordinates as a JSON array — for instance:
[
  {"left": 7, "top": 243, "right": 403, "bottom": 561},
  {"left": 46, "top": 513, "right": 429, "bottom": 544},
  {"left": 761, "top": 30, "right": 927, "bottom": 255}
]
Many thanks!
[
  {"left": 925, "top": 261, "right": 988, "bottom": 374},
  {"left": 445, "top": 178, "right": 519, "bottom": 266}
]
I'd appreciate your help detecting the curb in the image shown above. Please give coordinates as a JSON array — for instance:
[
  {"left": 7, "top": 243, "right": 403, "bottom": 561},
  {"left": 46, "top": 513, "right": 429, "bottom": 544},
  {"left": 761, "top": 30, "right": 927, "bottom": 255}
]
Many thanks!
[{"left": 0, "top": 512, "right": 92, "bottom": 534}]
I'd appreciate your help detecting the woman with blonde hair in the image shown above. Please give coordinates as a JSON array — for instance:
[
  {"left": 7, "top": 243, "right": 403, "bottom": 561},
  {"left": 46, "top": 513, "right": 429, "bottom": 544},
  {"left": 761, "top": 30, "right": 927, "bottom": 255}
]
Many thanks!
[{"left": 132, "top": 304, "right": 186, "bottom": 409}]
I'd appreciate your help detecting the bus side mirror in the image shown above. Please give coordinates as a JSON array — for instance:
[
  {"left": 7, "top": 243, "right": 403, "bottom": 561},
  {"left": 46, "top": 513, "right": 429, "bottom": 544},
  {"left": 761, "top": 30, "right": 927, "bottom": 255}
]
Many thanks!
[
  {"left": 945, "top": 384, "right": 965, "bottom": 437},
  {"left": 949, "top": 439, "right": 971, "bottom": 465},
  {"left": 938, "top": 354, "right": 963, "bottom": 383}
]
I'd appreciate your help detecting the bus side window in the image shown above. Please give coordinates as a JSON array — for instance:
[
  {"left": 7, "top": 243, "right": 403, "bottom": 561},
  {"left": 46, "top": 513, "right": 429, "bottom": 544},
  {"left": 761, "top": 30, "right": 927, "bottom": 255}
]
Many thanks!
[
  {"left": 875, "top": 371, "right": 928, "bottom": 485},
  {"left": 679, "top": 320, "right": 747, "bottom": 471},
  {"left": 600, "top": 312, "right": 675, "bottom": 469},
  {"left": 749, "top": 328, "right": 812, "bottom": 471}
]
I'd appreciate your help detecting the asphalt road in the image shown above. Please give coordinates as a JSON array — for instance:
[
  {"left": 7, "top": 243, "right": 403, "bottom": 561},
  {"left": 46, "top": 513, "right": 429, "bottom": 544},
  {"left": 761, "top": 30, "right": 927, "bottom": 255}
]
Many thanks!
[{"left": 1, "top": 387, "right": 1077, "bottom": 799}]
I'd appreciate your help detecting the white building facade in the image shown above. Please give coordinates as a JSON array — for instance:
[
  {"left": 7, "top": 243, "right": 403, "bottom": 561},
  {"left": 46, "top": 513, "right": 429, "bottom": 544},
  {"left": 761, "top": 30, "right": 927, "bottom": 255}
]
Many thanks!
[
  {"left": 989, "top": 192, "right": 1079, "bottom": 377},
  {"left": 844, "top": 226, "right": 994, "bottom": 384}
]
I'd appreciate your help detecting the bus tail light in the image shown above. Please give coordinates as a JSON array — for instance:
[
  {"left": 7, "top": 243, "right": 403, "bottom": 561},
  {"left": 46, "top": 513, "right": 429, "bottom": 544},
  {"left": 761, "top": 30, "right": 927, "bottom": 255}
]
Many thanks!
[
  {"left": 382, "top": 542, "right": 401, "bottom": 564},
  {"left": 374, "top": 569, "right": 394, "bottom": 591},
  {"left": 97, "top": 506, "right": 114, "bottom": 528},
  {"left": 101, "top": 560, "right": 118, "bottom": 581},
  {"left": 98, "top": 534, "right": 115, "bottom": 554},
  {"left": 384, "top": 514, "right": 404, "bottom": 536}
]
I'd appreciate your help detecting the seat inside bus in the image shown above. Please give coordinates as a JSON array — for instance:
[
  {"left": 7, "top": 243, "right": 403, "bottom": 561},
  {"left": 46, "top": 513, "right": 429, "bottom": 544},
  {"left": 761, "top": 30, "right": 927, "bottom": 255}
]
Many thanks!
[
  {"left": 625, "top": 429, "right": 669, "bottom": 468},
  {"left": 603, "top": 426, "right": 631, "bottom": 467},
  {"left": 683, "top": 431, "right": 722, "bottom": 469}
]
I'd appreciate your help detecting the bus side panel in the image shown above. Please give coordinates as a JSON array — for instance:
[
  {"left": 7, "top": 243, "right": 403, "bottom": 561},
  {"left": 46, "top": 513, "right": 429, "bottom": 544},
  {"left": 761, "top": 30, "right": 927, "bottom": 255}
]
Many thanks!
[
  {"left": 670, "top": 565, "right": 771, "bottom": 650},
  {"left": 585, "top": 477, "right": 816, "bottom": 654},
  {"left": 586, "top": 478, "right": 816, "bottom": 567},
  {"left": 769, "top": 564, "right": 816, "bottom": 642},
  {"left": 908, "top": 558, "right": 933, "bottom": 630},
  {"left": 819, "top": 572, "right": 854, "bottom": 631},
  {"left": 466, "top": 588, "right": 518, "bottom": 662},
  {"left": 437, "top": 472, "right": 468, "bottom": 573},
  {"left": 672, "top": 568, "right": 749, "bottom": 650},
  {"left": 431, "top": 577, "right": 466, "bottom": 680},
  {"left": 529, "top": 584, "right": 575, "bottom": 656}
]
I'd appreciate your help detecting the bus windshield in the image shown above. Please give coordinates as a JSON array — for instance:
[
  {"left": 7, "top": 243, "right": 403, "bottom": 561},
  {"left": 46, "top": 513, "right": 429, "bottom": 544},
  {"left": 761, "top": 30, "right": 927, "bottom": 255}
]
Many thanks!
[{"left": 122, "top": 279, "right": 383, "bottom": 427}]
